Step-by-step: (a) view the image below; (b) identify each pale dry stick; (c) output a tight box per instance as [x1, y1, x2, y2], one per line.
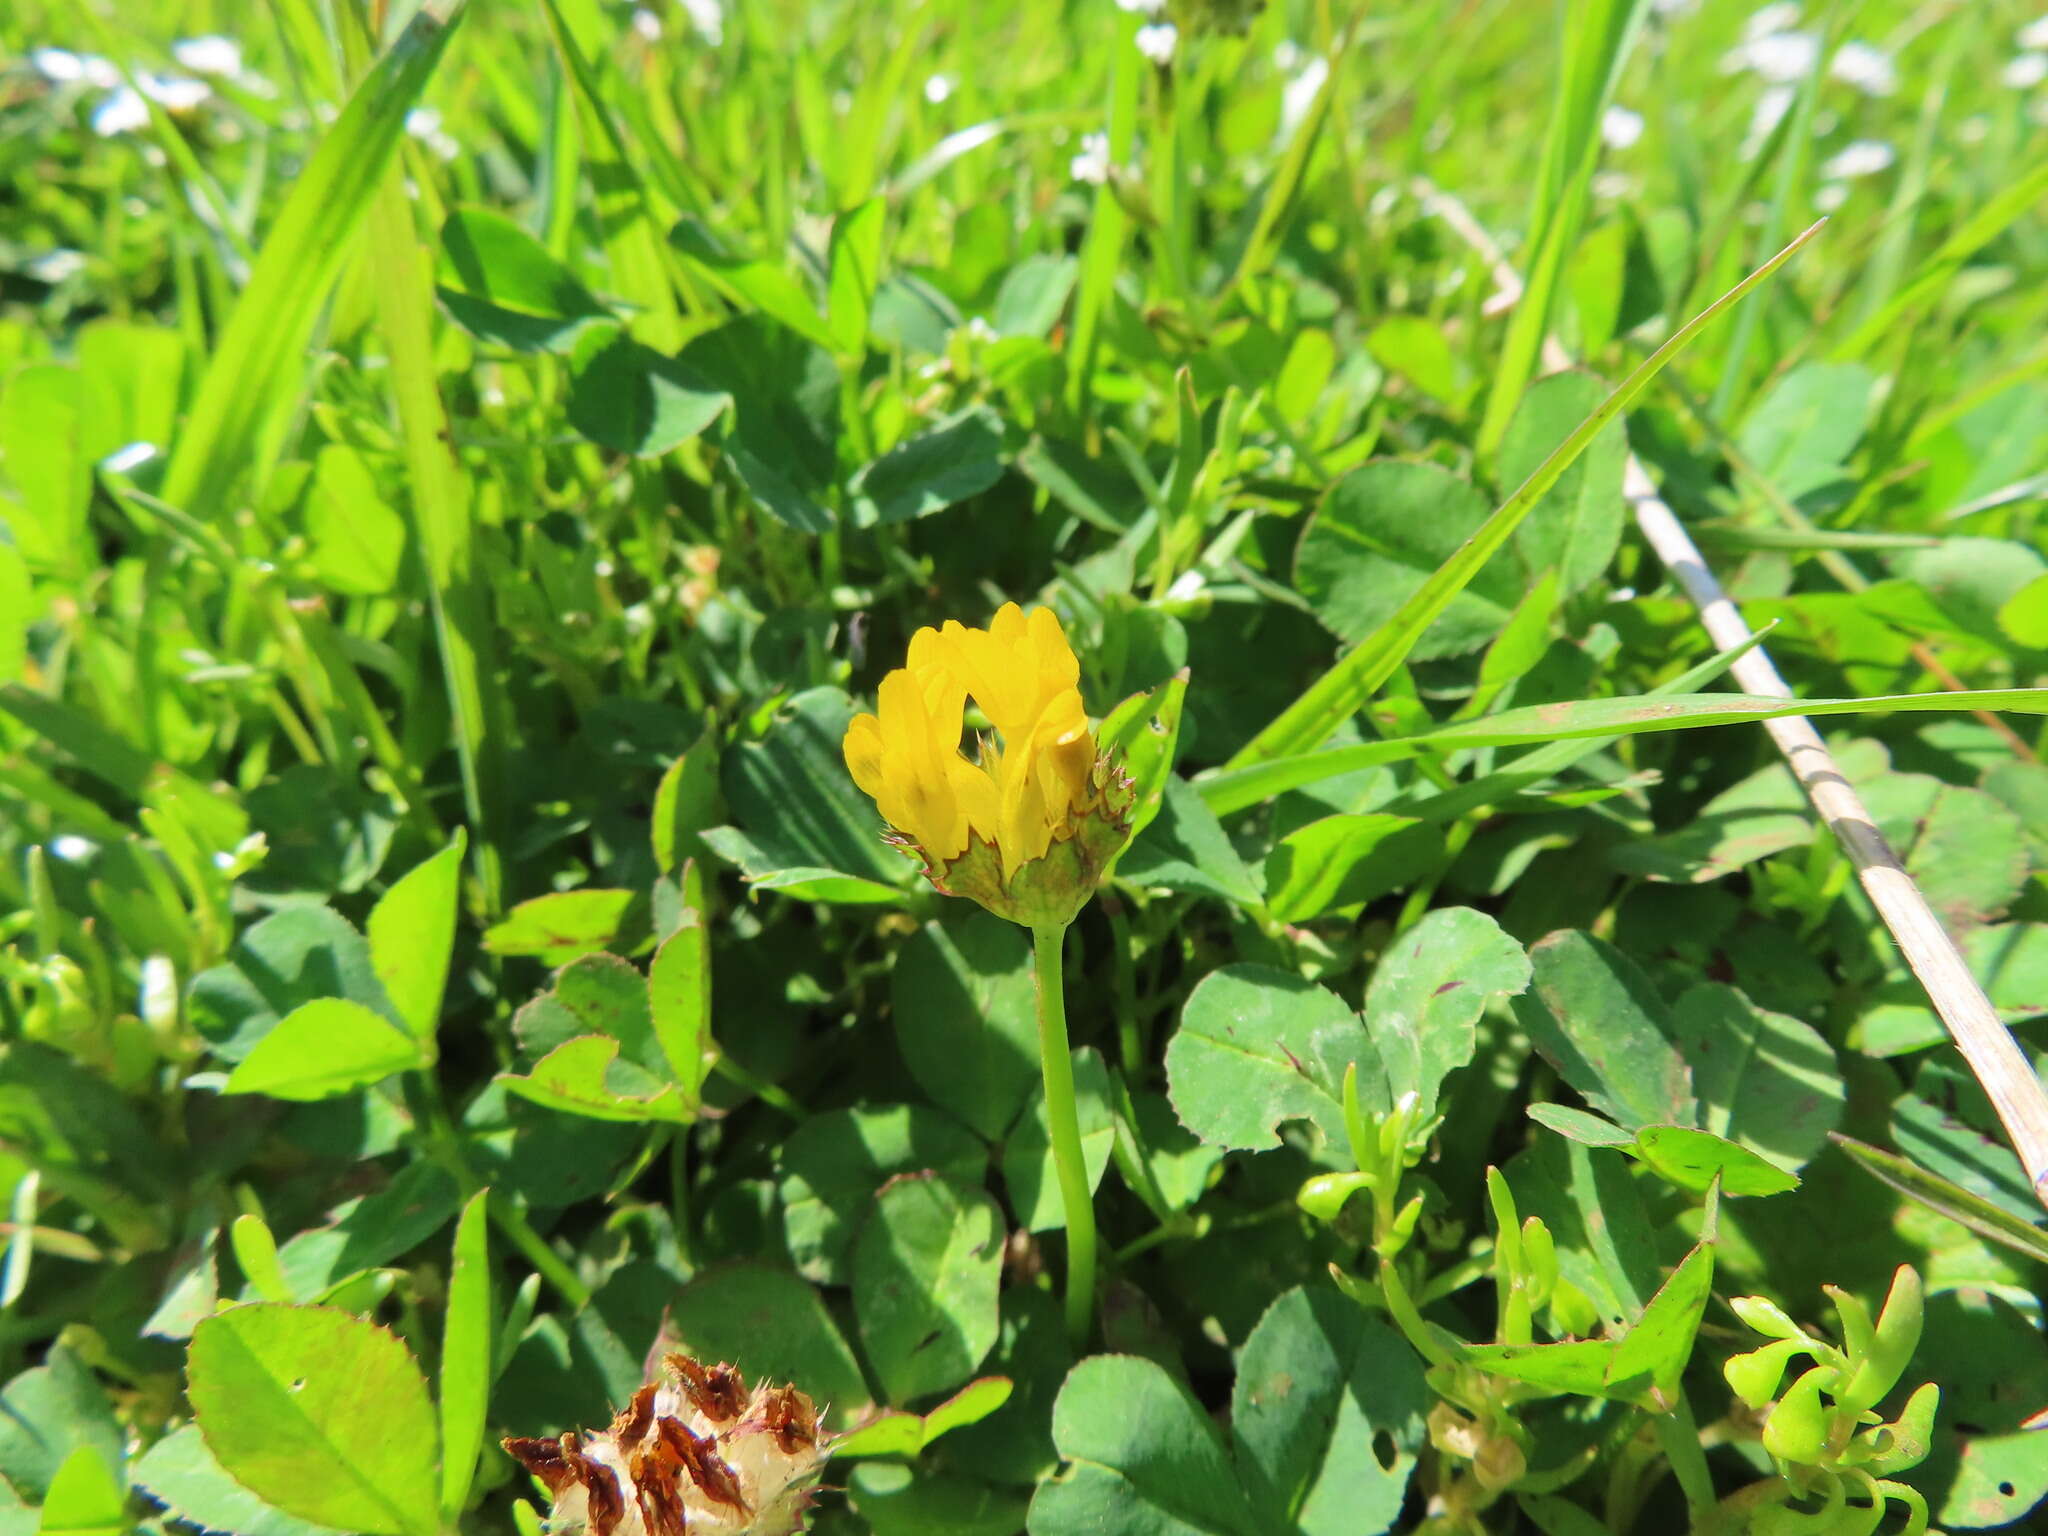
[1415, 178, 2048, 1212]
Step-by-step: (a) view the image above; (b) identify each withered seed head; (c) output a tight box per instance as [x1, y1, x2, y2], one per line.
[630, 1445, 689, 1536]
[573, 1446, 628, 1536]
[612, 1385, 659, 1451]
[503, 1436, 577, 1495]
[757, 1387, 818, 1456]
[504, 1350, 831, 1536]
[669, 1353, 747, 1423]
[660, 1418, 749, 1513]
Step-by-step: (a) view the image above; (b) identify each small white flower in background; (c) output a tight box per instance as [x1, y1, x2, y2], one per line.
[139, 955, 178, 1035]
[139, 74, 211, 110]
[91, 87, 151, 136]
[92, 69, 213, 134]
[1280, 54, 1329, 134]
[632, 9, 663, 40]
[1114, 0, 1167, 13]
[2005, 52, 2048, 89]
[172, 36, 242, 77]
[923, 73, 954, 104]
[1821, 138, 1894, 178]
[677, 0, 724, 46]
[1829, 40, 1895, 95]
[102, 441, 157, 474]
[31, 48, 120, 88]
[405, 106, 459, 160]
[1135, 22, 1177, 64]
[1814, 182, 1849, 212]
[50, 835, 98, 863]
[96, 71, 212, 135]
[1600, 104, 1644, 149]
[1070, 130, 1112, 185]
[2019, 14, 2048, 50]
[1740, 84, 1794, 157]
[24, 250, 86, 284]
[1274, 39, 1305, 72]
[1724, 28, 1819, 82]
[1744, 3, 1802, 39]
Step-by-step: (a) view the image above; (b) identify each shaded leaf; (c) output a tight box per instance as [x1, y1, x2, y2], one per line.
[779, 1104, 986, 1284]
[851, 407, 1006, 527]
[565, 325, 730, 456]
[1500, 370, 1626, 595]
[1295, 460, 1518, 660]
[1165, 965, 1361, 1150]
[1517, 931, 1694, 1130]
[854, 1175, 1005, 1406]
[892, 913, 1040, 1141]
[1232, 1285, 1426, 1536]
[1668, 983, 1841, 1171]
[437, 206, 609, 352]
[666, 1263, 871, 1429]
[1027, 1355, 1257, 1536]
[1359, 907, 1529, 1116]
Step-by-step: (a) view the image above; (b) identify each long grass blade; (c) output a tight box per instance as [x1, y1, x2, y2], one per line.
[159, 2, 466, 518]
[1476, 0, 1648, 453]
[1226, 218, 1826, 772]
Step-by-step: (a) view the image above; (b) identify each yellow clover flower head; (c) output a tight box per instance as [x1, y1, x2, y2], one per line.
[843, 602, 1134, 927]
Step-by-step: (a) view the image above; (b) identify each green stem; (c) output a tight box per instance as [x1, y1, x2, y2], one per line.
[1654, 1396, 1719, 1532]
[1033, 923, 1097, 1347]
[405, 1073, 591, 1310]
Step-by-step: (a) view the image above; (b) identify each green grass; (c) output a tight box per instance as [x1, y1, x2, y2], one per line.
[3, 0, 2048, 1533]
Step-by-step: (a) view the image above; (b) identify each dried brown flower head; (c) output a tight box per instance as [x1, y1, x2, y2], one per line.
[505, 1351, 829, 1536]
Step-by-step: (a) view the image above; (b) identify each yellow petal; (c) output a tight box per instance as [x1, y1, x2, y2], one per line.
[1025, 605, 1080, 689]
[946, 758, 1003, 848]
[844, 713, 887, 798]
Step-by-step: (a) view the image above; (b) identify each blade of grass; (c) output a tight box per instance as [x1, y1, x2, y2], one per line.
[1065, 7, 1141, 420]
[438, 1191, 493, 1524]
[1212, 21, 1351, 311]
[1475, 0, 1648, 455]
[1197, 626, 1770, 817]
[336, 3, 505, 914]
[363, 168, 506, 915]
[538, 0, 688, 348]
[1430, 181, 2048, 1215]
[1832, 1134, 2048, 1269]
[159, 1, 466, 518]
[1704, 19, 1829, 423]
[1225, 218, 1825, 772]
[1831, 155, 2048, 364]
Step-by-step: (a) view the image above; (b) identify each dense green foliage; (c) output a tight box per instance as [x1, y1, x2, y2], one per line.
[3, 0, 2048, 1532]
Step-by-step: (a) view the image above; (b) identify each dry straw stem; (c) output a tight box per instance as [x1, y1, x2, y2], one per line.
[1416, 179, 2048, 1213]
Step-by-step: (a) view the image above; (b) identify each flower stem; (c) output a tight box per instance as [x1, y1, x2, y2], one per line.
[1032, 922, 1097, 1347]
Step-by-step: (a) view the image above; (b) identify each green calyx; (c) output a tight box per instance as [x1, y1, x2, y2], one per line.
[889, 752, 1136, 928]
